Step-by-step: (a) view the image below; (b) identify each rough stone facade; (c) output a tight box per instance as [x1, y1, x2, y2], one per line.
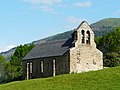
[69, 21, 103, 73]
[22, 21, 103, 79]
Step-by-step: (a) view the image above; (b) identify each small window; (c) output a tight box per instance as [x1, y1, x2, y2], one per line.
[41, 61, 44, 73]
[86, 30, 90, 44]
[93, 60, 96, 65]
[81, 30, 85, 43]
[30, 62, 33, 74]
[53, 59, 56, 76]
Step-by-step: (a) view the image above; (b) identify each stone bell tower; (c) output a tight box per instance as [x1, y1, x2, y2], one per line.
[70, 21, 103, 73]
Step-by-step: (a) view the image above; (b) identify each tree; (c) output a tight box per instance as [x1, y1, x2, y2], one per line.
[0, 55, 8, 83]
[9, 44, 35, 80]
[96, 27, 120, 67]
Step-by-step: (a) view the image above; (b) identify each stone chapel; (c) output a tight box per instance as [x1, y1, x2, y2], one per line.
[22, 21, 103, 79]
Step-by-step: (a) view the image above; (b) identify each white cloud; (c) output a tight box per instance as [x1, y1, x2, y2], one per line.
[67, 16, 84, 24]
[29, 5, 56, 13]
[74, 1, 92, 7]
[0, 45, 16, 53]
[24, 0, 62, 13]
[24, 0, 62, 5]
[39, 5, 54, 12]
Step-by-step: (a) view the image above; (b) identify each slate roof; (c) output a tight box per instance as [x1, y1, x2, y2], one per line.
[23, 38, 73, 60]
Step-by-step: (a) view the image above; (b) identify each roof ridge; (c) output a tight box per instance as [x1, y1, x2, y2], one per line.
[39, 38, 69, 45]
[75, 21, 88, 31]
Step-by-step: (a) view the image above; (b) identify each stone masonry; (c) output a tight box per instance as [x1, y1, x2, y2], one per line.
[69, 21, 103, 73]
[22, 21, 103, 79]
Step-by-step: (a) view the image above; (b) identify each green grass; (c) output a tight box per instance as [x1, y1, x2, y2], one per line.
[1, 66, 120, 90]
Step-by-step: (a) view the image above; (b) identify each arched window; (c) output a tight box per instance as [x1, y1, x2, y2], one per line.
[81, 30, 85, 43]
[40, 61, 43, 73]
[27, 62, 33, 79]
[86, 30, 90, 44]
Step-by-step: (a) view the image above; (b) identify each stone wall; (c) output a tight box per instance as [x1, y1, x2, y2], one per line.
[23, 52, 70, 79]
[69, 21, 103, 73]
[23, 21, 103, 79]
[80, 45, 103, 72]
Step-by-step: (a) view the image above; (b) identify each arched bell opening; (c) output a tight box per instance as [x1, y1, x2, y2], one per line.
[86, 30, 90, 44]
[81, 30, 85, 44]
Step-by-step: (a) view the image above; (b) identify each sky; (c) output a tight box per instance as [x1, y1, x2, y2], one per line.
[0, 0, 120, 52]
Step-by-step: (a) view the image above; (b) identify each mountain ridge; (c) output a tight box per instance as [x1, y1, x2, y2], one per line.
[1, 18, 120, 61]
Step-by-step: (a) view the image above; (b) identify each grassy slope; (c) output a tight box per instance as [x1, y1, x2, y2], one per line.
[90, 18, 120, 37]
[1, 66, 120, 90]
[91, 18, 120, 27]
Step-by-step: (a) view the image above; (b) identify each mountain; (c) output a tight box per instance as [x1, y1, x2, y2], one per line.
[1, 66, 120, 90]
[0, 48, 16, 61]
[33, 18, 120, 44]
[1, 18, 120, 61]
[33, 30, 74, 45]
[91, 18, 120, 36]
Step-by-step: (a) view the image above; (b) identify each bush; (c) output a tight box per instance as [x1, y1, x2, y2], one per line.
[104, 58, 120, 67]
[96, 27, 120, 67]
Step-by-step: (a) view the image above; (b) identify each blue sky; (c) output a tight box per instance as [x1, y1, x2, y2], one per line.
[0, 0, 120, 52]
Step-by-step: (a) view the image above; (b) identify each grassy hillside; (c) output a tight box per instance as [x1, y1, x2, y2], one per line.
[33, 30, 74, 45]
[91, 18, 120, 28]
[91, 18, 120, 36]
[1, 66, 120, 90]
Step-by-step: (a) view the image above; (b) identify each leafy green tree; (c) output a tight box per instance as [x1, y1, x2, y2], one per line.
[96, 27, 120, 67]
[9, 44, 35, 80]
[0, 55, 8, 83]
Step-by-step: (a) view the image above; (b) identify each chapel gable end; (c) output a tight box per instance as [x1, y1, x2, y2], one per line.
[72, 21, 96, 47]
